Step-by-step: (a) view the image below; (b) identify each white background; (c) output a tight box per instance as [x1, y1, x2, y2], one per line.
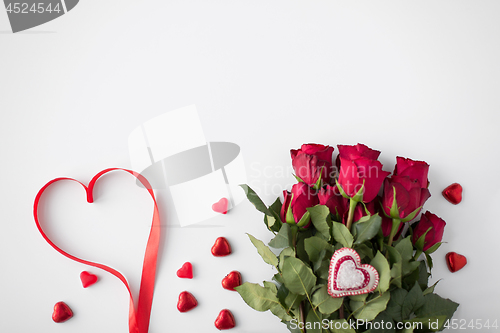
[1, 1, 499, 332]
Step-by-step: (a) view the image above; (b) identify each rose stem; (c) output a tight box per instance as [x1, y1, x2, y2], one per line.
[414, 249, 423, 260]
[299, 301, 306, 333]
[345, 198, 357, 232]
[387, 218, 401, 247]
[339, 298, 344, 319]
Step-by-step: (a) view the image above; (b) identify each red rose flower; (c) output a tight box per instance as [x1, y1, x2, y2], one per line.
[381, 175, 431, 222]
[412, 211, 446, 251]
[337, 144, 390, 203]
[393, 156, 429, 189]
[280, 182, 319, 228]
[319, 185, 377, 224]
[318, 185, 348, 222]
[382, 157, 431, 222]
[337, 143, 381, 161]
[291, 144, 334, 188]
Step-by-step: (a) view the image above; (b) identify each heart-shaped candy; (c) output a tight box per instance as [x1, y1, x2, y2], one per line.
[328, 248, 379, 298]
[212, 198, 229, 214]
[442, 183, 462, 205]
[215, 309, 236, 330]
[177, 262, 193, 279]
[222, 271, 242, 291]
[211, 237, 232, 257]
[80, 271, 98, 288]
[52, 301, 73, 323]
[177, 291, 198, 313]
[446, 252, 467, 272]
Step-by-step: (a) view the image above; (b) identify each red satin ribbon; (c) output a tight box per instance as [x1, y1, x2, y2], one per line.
[33, 168, 161, 333]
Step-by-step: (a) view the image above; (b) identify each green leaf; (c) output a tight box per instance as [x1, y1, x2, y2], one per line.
[312, 285, 343, 315]
[304, 236, 333, 263]
[279, 247, 295, 272]
[425, 252, 434, 270]
[296, 230, 311, 262]
[293, 174, 304, 183]
[395, 237, 420, 276]
[236, 282, 293, 321]
[240, 184, 282, 231]
[386, 246, 402, 288]
[355, 243, 374, 260]
[425, 242, 442, 255]
[278, 247, 295, 272]
[267, 198, 283, 232]
[423, 280, 441, 296]
[308, 205, 332, 240]
[351, 182, 366, 202]
[273, 273, 284, 284]
[269, 197, 283, 219]
[285, 291, 303, 312]
[390, 262, 402, 288]
[297, 211, 311, 228]
[264, 214, 277, 231]
[403, 264, 420, 290]
[414, 227, 432, 252]
[240, 185, 270, 215]
[277, 283, 289, 306]
[349, 294, 368, 302]
[401, 205, 423, 223]
[370, 251, 391, 293]
[283, 320, 303, 333]
[313, 249, 327, 271]
[385, 288, 408, 322]
[417, 261, 430, 290]
[281, 256, 317, 296]
[389, 186, 400, 218]
[370, 312, 395, 333]
[415, 293, 459, 327]
[332, 222, 354, 248]
[235, 282, 281, 312]
[269, 223, 292, 248]
[263, 281, 278, 293]
[402, 282, 425, 319]
[247, 233, 278, 267]
[353, 214, 382, 245]
[335, 179, 351, 200]
[385, 245, 402, 266]
[314, 257, 331, 280]
[270, 302, 293, 321]
[394, 236, 413, 263]
[313, 168, 323, 190]
[305, 309, 324, 333]
[350, 292, 391, 321]
[405, 262, 421, 279]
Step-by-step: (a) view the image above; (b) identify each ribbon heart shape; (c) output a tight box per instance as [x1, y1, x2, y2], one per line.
[328, 248, 379, 298]
[34, 168, 161, 333]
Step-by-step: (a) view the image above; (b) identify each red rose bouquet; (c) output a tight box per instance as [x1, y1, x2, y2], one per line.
[236, 143, 458, 333]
